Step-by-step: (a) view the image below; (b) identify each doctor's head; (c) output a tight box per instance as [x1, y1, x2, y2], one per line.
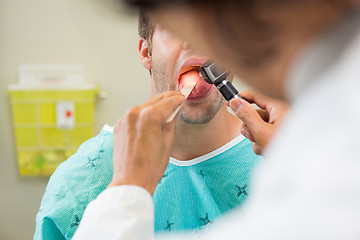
[127, 0, 357, 100]
[136, 8, 228, 124]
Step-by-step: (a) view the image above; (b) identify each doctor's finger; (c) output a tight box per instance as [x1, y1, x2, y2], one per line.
[256, 109, 270, 122]
[138, 91, 182, 109]
[154, 94, 186, 117]
[138, 94, 186, 127]
[230, 98, 267, 135]
[241, 125, 255, 142]
[251, 142, 263, 155]
[240, 90, 274, 110]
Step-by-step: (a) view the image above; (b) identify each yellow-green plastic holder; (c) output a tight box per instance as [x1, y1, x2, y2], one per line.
[8, 85, 98, 176]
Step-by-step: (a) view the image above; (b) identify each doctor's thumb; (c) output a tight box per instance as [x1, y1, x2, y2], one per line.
[230, 98, 264, 133]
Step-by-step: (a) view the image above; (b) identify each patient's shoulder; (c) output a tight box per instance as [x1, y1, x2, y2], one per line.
[54, 129, 113, 177]
[34, 129, 114, 239]
[39, 129, 113, 212]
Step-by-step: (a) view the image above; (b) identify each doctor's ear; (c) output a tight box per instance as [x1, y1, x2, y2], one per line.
[139, 38, 152, 70]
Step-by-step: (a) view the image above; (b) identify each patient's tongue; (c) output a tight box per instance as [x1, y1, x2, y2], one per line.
[178, 70, 211, 98]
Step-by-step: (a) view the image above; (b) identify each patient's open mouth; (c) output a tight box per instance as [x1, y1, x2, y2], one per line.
[178, 66, 212, 101]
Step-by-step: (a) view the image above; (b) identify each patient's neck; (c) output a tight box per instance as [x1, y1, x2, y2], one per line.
[171, 106, 242, 161]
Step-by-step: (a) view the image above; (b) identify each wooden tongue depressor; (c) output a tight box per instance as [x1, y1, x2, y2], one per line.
[165, 81, 197, 123]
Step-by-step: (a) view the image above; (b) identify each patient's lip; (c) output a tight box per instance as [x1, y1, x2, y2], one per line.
[177, 58, 208, 79]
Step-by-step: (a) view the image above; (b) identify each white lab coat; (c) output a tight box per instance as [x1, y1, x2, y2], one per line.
[73, 9, 360, 240]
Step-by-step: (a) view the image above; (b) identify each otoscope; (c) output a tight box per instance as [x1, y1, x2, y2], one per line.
[200, 61, 243, 101]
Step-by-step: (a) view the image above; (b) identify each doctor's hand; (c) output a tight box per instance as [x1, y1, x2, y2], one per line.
[108, 91, 185, 195]
[230, 90, 289, 155]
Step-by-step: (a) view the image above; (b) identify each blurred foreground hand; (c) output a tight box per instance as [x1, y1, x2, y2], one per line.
[108, 91, 185, 194]
[230, 90, 289, 155]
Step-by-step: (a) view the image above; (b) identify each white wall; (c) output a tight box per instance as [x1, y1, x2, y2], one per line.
[0, 1, 150, 239]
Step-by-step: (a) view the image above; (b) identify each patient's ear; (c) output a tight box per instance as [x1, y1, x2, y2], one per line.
[139, 38, 152, 70]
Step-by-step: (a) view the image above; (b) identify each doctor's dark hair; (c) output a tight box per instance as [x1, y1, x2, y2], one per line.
[138, 8, 154, 54]
[129, 0, 354, 67]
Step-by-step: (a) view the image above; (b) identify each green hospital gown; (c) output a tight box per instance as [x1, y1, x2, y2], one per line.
[34, 126, 261, 239]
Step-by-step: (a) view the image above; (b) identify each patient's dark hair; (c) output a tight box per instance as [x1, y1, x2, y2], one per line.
[138, 8, 154, 54]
